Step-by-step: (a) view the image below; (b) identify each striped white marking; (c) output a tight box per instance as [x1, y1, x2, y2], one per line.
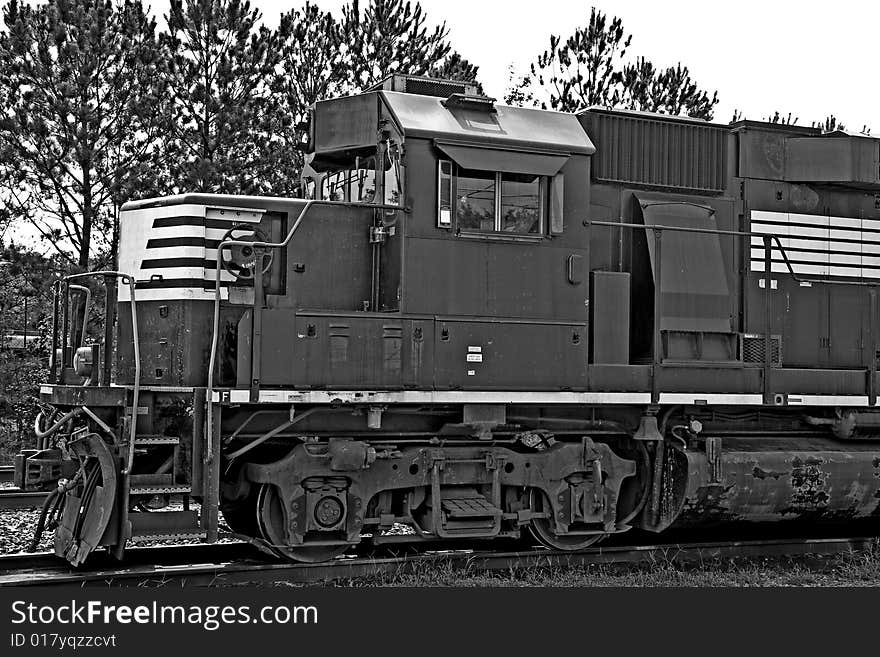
[141, 225, 261, 243]
[750, 248, 828, 264]
[125, 204, 207, 220]
[143, 225, 206, 240]
[750, 210, 880, 279]
[118, 204, 265, 301]
[214, 390, 654, 405]
[140, 246, 206, 260]
[786, 395, 870, 406]
[124, 287, 218, 302]
[658, 393, 764, 405]
[209, 390, 875, 407]
[138, 266, 208, 279]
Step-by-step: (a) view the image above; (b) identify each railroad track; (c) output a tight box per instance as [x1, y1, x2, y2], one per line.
[0, 490, 49, 510]
[0, 466, 51, 510]
[0, 535, 874, 587]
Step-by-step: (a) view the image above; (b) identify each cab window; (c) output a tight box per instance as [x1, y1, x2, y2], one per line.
[318, 150, 401, 205]
[457, 169, 496, 231]
[500, 173, 544, 234]
[439, 160, 546, 235]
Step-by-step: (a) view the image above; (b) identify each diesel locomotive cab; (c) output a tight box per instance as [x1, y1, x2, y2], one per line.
[15, 74, 880, 566]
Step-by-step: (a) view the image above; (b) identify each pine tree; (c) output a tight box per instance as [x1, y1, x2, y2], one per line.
[274, 2, 345, 181]
[273, 0, 482, 188]
[340, 0, 479, 91]
[429, 51, 481, 93]
[506, 7, 718, 120]
[159, 0, 282, 194]
[620, 58, 717, 118]
[0, 0, 167, 269]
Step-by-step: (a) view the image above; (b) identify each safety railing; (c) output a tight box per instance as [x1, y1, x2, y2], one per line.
[49, 270, 141, 556]
[585, 220, 880, 405]
[51, 271, 141, 464]
[50, 272, 134, 386]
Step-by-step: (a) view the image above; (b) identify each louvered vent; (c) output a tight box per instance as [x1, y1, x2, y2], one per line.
[580, 109, 728, 193]
[741, 334, 782, 365]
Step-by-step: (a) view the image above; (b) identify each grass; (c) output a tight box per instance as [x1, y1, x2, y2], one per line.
[269, 540, 880, 587]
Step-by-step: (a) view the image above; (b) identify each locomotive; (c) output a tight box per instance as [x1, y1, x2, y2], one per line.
[14, 74, 880, 565]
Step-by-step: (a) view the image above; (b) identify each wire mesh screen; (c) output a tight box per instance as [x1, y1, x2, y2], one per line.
[404, 78, 470, 98]
[742, 334, 782, 365]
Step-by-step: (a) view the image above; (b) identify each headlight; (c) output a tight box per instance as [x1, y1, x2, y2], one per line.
[73, 346, 94, 378]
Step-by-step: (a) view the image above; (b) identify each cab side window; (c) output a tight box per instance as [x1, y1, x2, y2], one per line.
[457, 168, 496, 232]
[438, 160, 547, 235]
[501, 173, 544, 234]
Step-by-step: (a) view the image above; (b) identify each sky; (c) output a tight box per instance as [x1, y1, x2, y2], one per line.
[148, 0, 879, 131]
[5, 0, 879, 248]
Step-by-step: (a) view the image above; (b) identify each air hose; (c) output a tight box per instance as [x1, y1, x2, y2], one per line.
[28, 474, 80, 552]
[28, 490, 59, 552]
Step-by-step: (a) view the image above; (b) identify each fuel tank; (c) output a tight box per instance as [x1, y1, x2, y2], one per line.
[646, 437, 880, 530]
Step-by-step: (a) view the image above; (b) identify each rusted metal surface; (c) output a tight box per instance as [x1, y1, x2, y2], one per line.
[666, 440, 880, 528]
[39, 385, 127, 407]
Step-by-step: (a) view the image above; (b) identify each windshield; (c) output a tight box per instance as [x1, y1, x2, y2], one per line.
[319, 146, 401, 205]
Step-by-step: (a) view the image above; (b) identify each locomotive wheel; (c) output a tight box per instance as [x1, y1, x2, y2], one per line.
[255, 484, 349, 563]
[220, 493, 259, 536]
[528, 490, 606, 551]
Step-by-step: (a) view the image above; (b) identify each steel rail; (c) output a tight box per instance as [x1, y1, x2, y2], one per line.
[0, 542, 248, 574]
[0, 536, 874, 587]
[0, 489, 50, 510]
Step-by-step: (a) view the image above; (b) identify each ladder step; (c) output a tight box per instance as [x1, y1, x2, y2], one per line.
[130, 484, 192, 496]
[129, 531, 207, 544]
[441, 497, 501, 518]
[134, 435, 180, 446]
[129, 510, 203, 541]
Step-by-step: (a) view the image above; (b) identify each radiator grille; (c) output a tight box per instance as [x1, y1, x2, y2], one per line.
[582, 110, 727, 193]
[742, 334, 782, 365]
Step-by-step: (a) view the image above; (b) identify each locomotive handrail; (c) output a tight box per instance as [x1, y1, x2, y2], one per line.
[58, 271, 140, 474]
[205, 199, 405, 464]
[586, 220, 880, 288]
[53, 270, 140, 558]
